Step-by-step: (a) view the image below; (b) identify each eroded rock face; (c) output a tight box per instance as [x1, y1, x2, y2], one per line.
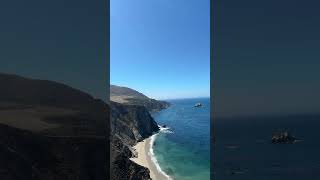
[110, 102, 159, 180]
[111, 102, 159, 145]
[110, 135, 151, 180]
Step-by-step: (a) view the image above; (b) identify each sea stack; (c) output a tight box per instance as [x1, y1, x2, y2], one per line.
[271, 131, 299, 144]
[194, 103, 203, 107]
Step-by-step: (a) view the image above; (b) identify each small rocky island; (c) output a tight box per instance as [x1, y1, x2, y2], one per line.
[272, 131, 299, 144]
[194, 103, 203, 107]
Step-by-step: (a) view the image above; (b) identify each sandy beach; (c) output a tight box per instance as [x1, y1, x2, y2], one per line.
[130, 136, 169, 180]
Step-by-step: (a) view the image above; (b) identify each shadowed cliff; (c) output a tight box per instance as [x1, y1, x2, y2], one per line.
[110, 101, 159, 180]
[0, 73, 108, 180]
[110, 85, 168, 180]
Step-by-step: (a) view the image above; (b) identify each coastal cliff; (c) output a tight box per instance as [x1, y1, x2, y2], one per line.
[0, 73, 168, 180]
[110, 102, 160, 180]
[110, 85, 169, 180]
[111, 85, 170, 112]
[111, 102, 159, 145]
[0, 73, 108, 180]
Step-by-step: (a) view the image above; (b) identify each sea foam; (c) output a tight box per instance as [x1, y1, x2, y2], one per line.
[148, 126, 173, 180]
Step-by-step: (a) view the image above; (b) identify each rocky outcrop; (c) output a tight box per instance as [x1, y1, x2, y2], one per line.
[194, 103, 203, 107]
[110, 135, 151, 180]
[111, 102, 159, 145]
[271, 131, 299, 144]
[110, 85, 170, 112]
[110, 85, 170, 180]
[110, 101, 159, 180]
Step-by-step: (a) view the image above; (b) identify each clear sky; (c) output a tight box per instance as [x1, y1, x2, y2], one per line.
[111, 0, 210, 100]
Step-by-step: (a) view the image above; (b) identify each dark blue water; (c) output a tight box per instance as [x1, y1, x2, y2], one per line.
[214, 114, 320, 180]
[152, 98, 210, 180]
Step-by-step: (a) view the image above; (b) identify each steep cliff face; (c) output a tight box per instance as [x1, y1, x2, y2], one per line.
[110, 85, 170, 112]
[111, 102, 159, 145]
[110, 135, 151, 180]
[110, 85, 170, 180]
[0, 73, 166, 180]
[110, 101, 159, 180]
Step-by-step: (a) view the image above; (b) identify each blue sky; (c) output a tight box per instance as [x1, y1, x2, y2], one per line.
[111, 0, 210, 100]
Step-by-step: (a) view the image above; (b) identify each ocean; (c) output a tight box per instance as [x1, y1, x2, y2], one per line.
[151, 98, 210, 180]
[214, 114, 320, 180]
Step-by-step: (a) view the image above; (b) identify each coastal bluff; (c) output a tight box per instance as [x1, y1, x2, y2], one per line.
[111, 85, 170, 112]
[110, 85, 169, 180]
[0, 73, 108, 180]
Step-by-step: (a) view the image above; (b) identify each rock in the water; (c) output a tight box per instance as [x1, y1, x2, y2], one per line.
[194, 103, 203, 107]
[272, 131, 299, 143]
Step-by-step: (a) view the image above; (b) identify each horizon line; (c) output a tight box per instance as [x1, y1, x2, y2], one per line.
[156, 96, 210, 101]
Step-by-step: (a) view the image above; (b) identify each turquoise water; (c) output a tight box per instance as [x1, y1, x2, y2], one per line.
[151, 98, 210, 180]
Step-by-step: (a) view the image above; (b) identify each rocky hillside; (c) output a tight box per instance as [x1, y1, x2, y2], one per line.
[110, 101, 159, 180]
[0, 73, 164, 180]
[0, 73, 108, 180]
[110, 85, 170, 112]
[110, 85, 170, 179]
[111, 102, 159, 145]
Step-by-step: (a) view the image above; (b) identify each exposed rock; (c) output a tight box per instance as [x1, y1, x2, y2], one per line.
[271, 131, 299, 144]
[110, 101, 159, 180]
[0, 73, 166, 180]
[110, 85, 172, 179]
[110, 135, 151, 180]
[194, 103, 203, 107]
[111, 102, 159, 144]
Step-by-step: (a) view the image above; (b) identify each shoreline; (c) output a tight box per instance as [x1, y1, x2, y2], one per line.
[130, 134, 170, 180]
